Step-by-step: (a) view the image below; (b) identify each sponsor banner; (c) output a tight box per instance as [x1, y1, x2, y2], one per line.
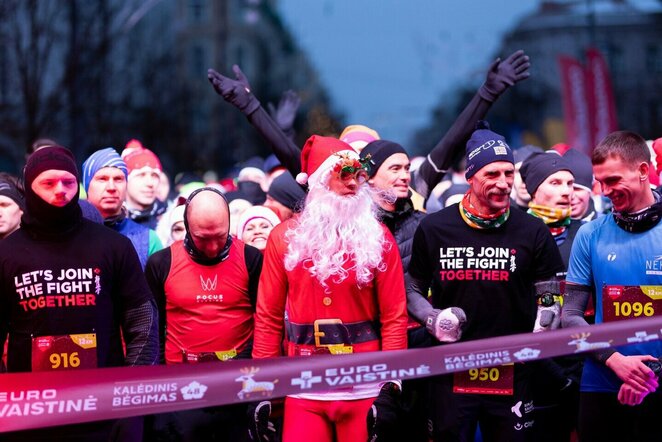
[558, 55, 592, 156]
[585, 47, 618, 147]
[1, 316, 662, 432]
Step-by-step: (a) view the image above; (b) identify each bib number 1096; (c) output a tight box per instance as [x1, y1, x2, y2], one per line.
[468, 367, 500, 382]
[49, 352, 81, 369]
[613, 301, 654, 318]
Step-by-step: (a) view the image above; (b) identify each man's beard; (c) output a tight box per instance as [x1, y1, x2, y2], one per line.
[284, 183, 388, 290]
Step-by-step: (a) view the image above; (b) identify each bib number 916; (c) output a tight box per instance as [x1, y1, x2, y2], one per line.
[613, 301, 654, 318]
[49, 352, 80, 369]
[468, 367, 499, 382]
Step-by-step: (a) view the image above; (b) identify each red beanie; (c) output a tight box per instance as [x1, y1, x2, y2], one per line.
[124, 148, 162, 175]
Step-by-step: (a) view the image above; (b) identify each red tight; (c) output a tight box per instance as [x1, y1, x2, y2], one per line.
[282, 396, 374, 442]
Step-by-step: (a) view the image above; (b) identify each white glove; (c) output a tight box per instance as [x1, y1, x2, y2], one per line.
[533, 302, 561, 333]
[426, 307, 466, 342]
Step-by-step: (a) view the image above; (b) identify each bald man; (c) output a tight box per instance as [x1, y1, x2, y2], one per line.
[145, 187, 263, 441]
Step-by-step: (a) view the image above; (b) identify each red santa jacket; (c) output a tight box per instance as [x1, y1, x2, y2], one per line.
[253, 220, 408, 358]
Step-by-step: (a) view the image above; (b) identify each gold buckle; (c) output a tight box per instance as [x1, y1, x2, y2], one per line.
[313, 319, 343, 347]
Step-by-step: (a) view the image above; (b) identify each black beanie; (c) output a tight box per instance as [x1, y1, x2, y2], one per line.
[520, 152, 573, 196]
[360, 140, 408, 178]
[0, 181, 25, 210]
[22, 145, 81, 234]
[465, 121, 513, 179]
[267, 172, 306, 212]
[24, 145, 79, 186]
[562, 148, 593, 191]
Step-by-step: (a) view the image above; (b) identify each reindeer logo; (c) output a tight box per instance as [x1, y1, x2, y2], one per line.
[568, 332, 613, 353]
[235, 367, 278, 400]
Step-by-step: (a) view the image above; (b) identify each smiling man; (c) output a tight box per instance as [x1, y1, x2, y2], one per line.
[562, 131, 662, 442]
[82, 148, 163, 269]
[406, 122, 564, 441]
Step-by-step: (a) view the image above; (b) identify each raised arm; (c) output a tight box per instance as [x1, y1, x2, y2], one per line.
[207, 65, 302, 177]
[267, 89, 301, 143]
[413, 50, 531, 200]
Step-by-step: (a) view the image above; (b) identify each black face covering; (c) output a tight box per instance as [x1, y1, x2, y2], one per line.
[182, 187, 232, 265]
[613, 191, 662, 233]
[22, 146, 82, 237]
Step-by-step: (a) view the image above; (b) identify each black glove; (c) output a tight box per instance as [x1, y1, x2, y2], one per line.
[267, 90, 301, 132]
[367, 382, 402, 442]
[207, 64, 261, 114]
[247, 400, 276, 442]
[479, 49, 531, 102]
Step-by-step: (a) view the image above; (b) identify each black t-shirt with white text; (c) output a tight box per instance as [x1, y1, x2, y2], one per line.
[409, 205, 564, 341]
[0, 219, 153, 372]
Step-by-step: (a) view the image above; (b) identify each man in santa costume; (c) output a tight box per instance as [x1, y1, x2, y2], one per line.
[252, 135, 408, 442]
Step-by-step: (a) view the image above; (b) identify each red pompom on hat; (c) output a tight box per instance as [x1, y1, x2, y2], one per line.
[295, 135, 358, 186]
[652, 137, 662, 175]
[124, 147, 162, 175]
[122, 139, 145, 159]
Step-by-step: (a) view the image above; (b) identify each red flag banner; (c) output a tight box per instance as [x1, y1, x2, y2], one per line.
[585, 47, 619, 147]
[558, 55, 592, 156]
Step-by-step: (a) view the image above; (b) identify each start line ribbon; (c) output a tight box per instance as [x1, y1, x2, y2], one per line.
[2, 316, 662, 432]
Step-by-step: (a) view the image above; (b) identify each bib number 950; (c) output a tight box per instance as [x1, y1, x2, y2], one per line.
[468, 367, 500, 382]
[613, 301, 654, 318]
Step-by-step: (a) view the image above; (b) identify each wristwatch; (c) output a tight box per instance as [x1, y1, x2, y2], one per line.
[643, 358, 662, 376]
[537, 293, 562, 307]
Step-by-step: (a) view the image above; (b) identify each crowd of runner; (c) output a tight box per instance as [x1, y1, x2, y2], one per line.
[1, 50, 662, 442]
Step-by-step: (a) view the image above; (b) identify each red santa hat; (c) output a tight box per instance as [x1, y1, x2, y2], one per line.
[295, 135, 358, 186]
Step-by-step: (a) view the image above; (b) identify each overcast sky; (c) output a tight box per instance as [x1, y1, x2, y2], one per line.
[276, 0, 660, 145]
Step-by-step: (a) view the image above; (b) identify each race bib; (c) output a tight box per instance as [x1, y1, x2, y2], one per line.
[182, 349, 237, 363]
[602, 285, 662, 323]
[31, 333, 97, 372]
[453, 364, 514, 395]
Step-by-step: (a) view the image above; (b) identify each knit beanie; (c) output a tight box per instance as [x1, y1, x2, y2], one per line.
[23, 145, 81, 233]
[236, 205, 281, 238]
[339, 125, 380, 152]
[124, 147, 162, 175]
[295, 135, 357, 186]
[561, 148, 593, 192]
[122, 139, 145, 159]
[513, 145, 544, 166]
[25, 145, 79, 186]
[360, 140, 409, 178]
[465, 121, 514, 179]
[0, 180, 25, 210]
[263, 154, 283, 174]
[520, 152, 573, 196]
[267, 172, 306, 213]
[81, 147, 128, 193]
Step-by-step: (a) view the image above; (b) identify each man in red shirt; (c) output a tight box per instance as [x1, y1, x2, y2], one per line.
[145, 187, 262, 441]
[253, 135, 408, 442]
